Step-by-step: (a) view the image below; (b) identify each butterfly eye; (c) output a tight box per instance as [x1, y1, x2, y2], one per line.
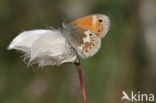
[85, 50, 88, 53]
[98, 19, 103, 23]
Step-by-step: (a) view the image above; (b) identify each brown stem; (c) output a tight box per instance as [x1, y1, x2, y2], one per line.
[74, 59, 87, 103]
[77, 65, 87, 103]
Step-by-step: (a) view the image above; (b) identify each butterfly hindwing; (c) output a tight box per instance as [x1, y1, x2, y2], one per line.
[64, 24, 101, 58]
[76, 30, 101, 58]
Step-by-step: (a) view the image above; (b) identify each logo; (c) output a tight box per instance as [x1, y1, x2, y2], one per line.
[121, 91, 155, 102]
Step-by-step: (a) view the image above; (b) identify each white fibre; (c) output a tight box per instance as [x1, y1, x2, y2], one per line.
[8, 29, 77, 66]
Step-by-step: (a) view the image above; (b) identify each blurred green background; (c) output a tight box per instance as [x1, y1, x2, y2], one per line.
[0, 0, 156, 103]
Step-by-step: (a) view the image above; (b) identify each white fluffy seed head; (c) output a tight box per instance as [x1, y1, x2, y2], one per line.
[8, 29, 77, 67]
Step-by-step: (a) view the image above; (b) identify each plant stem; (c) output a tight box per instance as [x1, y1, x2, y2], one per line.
[74, 59, 87, 103]
[77, 65, 87, 103]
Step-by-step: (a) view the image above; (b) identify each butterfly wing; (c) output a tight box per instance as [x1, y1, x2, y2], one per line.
[63, 24, 101, 58]
[76, 30, 101, 58]
[8, 29, 77, 66]
[64, 14, 110, 58]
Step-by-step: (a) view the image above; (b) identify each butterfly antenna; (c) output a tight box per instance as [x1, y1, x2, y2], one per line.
[74, 59, 87, 103]
[60, 14, 68, 27]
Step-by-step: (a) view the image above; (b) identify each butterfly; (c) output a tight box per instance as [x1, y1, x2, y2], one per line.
[8, 14, 110, 67]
